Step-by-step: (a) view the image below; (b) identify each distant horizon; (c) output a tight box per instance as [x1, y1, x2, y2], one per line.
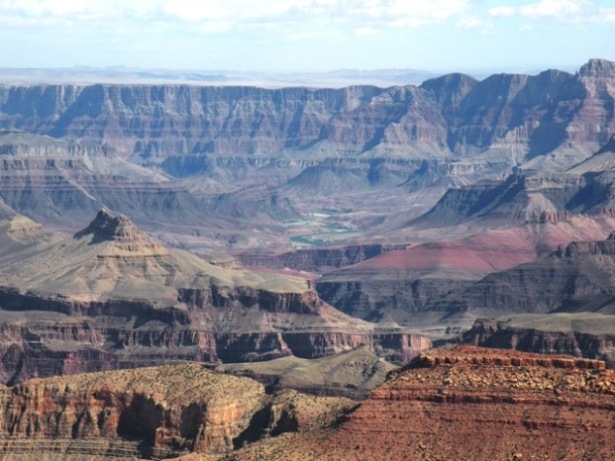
[0, 62, 588, 75]
[0, 59, 604, 89]
[1, 1, 613, 75]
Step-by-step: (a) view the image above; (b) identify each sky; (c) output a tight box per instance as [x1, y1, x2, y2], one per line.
[1, 0, 614, 74]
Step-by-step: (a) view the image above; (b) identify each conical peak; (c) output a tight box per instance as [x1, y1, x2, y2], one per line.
[80, 209, 141, 241]
[75, 210, 171, 258]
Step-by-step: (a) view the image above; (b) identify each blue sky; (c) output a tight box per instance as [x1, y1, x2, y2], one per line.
[1, 0, 614, 73]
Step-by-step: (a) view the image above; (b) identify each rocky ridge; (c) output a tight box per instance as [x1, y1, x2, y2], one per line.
[463, 315, 615, 367]
[437, 231, 615, 316]
[1, 60, 613, 165]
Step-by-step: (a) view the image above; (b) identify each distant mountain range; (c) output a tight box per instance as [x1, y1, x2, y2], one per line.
[0, 66, 436, 87]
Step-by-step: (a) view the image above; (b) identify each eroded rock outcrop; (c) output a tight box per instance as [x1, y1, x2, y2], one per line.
[438, 231, 615, 315]
[0, 363, 355, 459]
[1, 60, 613, 164]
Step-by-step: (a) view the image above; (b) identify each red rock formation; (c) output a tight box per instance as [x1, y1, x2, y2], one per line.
[0, 364, 355, 460]
[227, 346, 615, 461]
[0, 363, 264, 457]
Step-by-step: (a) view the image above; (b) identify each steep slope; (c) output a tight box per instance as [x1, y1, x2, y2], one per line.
[225, 346, 615, 461]
[316, 228, 538, 323]
[411, 171, 587, 228]
[0, 130, 301, 252]
[0, 212, 430, 384]
[316, 214, 615, 329]
[1, 60, 613, 164]
[567, 134, 615, 174]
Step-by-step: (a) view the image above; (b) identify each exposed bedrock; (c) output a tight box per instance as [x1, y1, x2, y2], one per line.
[463, 318, 615, 367]
[0, 211, 431, 385]
[237, 244, 390, 273]
[0, 287, 430, 384]
[438, 233, 615, 315]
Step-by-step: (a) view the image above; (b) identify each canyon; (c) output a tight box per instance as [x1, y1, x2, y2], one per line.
[0, 59, 613, 255]
[0, 60, 615, 361]
[1, 58, 615, 459]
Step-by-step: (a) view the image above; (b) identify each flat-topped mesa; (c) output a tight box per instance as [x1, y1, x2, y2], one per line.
[75, 209, 170, 258]
[405, 345, 606, 372]
[250, 345, 615, 460]
[379, 346, 615, 402]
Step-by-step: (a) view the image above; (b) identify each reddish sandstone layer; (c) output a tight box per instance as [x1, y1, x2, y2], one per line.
[227, 345, 615, 461]
[0, 363, 264, 458]
[0, 364, 355, 460]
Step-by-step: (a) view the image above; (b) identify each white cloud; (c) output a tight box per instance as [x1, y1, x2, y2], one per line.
[487, 0, 594, 21]
[456, 15, 485, 29]
[354, 26, 378, 37]
[597, 7, 615, 21]
[0, 0, 472, 32]
[162, 1, 229, 22]
[518, 0, 586, 18]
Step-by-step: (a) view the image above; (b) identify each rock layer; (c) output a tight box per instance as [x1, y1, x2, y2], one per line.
[463, 316, 615, 367]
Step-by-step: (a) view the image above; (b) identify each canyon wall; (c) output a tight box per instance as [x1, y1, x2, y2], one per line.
[0, 59, 613, 167]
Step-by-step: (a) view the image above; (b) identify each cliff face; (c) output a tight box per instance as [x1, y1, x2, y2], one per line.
[463, 317, 615, 367]
[0, 363, 355, 459]
[0, 59, 613, 165]
[226, 346, 615, 461]
[0, 364, 263, 456]
[237, 244, 390, 273]
[0, 60, 613, 256]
